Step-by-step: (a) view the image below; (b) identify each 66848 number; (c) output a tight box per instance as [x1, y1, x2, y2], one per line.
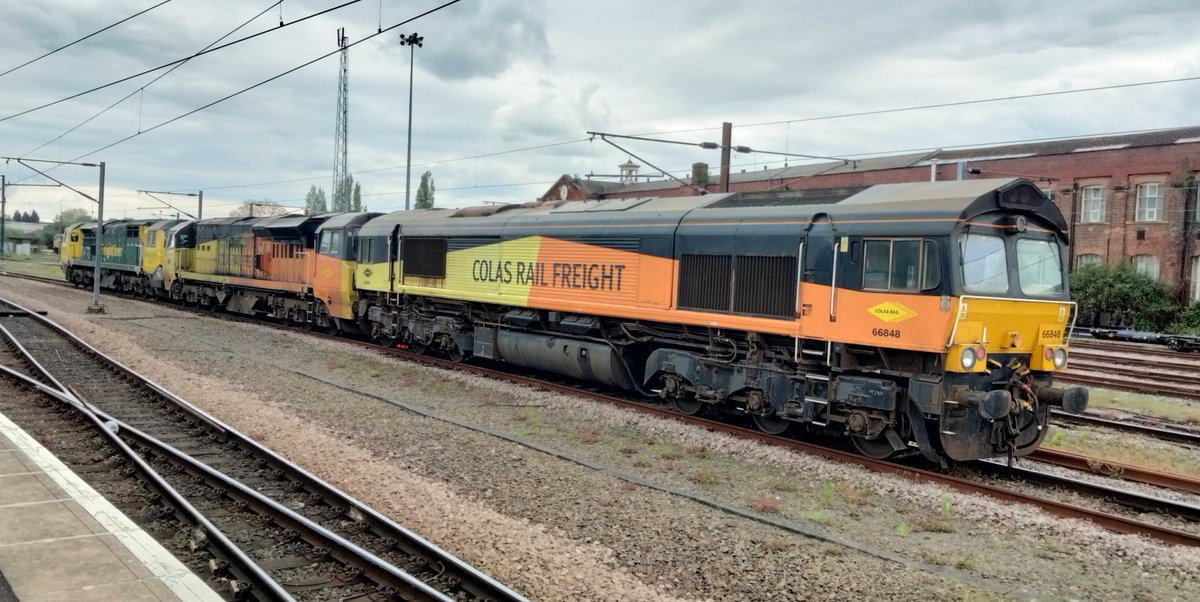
[871, 327, 901, 338]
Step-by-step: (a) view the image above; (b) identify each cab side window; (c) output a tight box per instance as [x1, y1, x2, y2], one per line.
[862, 239, 941, 292]
[319, 231, 343, 257]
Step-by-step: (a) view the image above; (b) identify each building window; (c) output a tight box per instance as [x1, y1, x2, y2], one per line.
[1131, 254, 1159, 281]
[1080, 186, 1105, 223]
[1135, 183, 1163, 222]
[1040, 188, 1056, 202]
[1192, 256, 1200, 303]
[1076, 253, 1103, 267]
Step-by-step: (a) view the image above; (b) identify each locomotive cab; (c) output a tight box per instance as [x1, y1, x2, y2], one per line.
[920, 183, 1089, 461]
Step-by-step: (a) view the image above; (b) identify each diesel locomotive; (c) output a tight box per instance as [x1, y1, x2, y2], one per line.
[60, 178, 1088, 464]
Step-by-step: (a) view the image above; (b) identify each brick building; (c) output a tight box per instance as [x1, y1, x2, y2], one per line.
[543, 126, 1200, 303]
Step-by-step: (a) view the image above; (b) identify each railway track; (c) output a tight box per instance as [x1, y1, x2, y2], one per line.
[0, 295, 527, 602]
[1051, 409, 1200, 447]
[4, 275, 1199, 547]
[343, 346, 1200, 546]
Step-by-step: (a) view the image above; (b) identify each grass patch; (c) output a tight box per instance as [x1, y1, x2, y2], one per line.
[954, 556, 978, 571]
[689, 470, 719, 485]
[768, 479, 799, 493]
[632, 459, 650, 468]
[895, 522, 911, 536]
[915, 515, 957, 533]
[797, 509, 833, 526]
[0, 253, 65, 280]
[819, 482, 835, 505]
[429, 380, 455, 395]
[1087, 388, 1200, 425]
[618, 445, 639, 455]
[762, 538, 793, 553]
[661, 458, 680, 471]
[618, 481, 637, 492]
[1045, 426, 1200, 478]
[684, 444, 710, 459]
[836, 480, 871, 504]
[579, 430, 601, 444]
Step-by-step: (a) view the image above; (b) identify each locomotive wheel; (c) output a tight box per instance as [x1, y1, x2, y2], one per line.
[670, 395, 704, 416]
[851, 435, 897, 460]
[446, 345, 466, 363]
[752, 414, 791, 435]
[409, 340, 428, 355]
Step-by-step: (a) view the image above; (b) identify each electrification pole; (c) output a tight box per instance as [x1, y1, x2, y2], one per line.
[2, 156, 107, 313]
[1, 175, 7, 257]
[399, 32, 423, 211]
[89, 162, 105, 313]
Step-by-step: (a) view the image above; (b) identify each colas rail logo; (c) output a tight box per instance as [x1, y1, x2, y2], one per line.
[867, 301, 918, 323]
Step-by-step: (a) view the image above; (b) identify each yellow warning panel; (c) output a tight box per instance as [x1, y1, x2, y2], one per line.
[867, 300, 918, 323]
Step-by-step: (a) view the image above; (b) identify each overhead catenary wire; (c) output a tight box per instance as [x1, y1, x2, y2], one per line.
[0, 0, 175, 79]
[20, 0, 284, 159]
[639, 75, 1200, 137]
[0, 0, 365, 124]
[51, 0, 466, 168]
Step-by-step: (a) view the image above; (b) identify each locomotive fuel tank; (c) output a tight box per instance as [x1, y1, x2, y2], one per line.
[494, 329, 633, 390]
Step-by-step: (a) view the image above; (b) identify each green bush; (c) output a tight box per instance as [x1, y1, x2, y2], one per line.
[1169, 303, 1200, 335]
[1070, 263, 1179, 331]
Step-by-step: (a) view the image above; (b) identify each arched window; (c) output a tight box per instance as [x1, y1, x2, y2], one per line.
[1131, 254, 1159, 281]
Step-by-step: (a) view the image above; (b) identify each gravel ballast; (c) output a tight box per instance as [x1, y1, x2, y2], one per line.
[2, 277, 1197, 601]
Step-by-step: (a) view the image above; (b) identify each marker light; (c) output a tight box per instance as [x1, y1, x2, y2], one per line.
[1053, 348, 1067, 368]
[961, 346, 977, 370]
[976, 346, 987, 363]
[1044, 348, 1054, 360]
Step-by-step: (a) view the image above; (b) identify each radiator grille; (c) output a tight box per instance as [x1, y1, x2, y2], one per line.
[733, 255, 797, 318]
[678, 255, 732, 312]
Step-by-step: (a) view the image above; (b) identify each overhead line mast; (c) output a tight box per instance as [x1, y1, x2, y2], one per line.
[332, 27, 350, 211]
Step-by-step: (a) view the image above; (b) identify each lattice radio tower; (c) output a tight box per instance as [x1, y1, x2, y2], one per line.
[332, 28, 350, 211]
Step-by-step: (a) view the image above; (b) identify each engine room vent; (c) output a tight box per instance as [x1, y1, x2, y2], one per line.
[678, 254, 798, 319]
[402, 238, 447, 278]
[733, 256, 797, 318]
[678, 254, 732, 312]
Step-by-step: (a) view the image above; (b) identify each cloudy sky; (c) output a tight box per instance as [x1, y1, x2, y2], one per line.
[1, 0, 1199, 220]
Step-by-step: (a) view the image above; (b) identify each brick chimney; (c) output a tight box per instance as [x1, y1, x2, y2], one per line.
[691, 162, 710, 186]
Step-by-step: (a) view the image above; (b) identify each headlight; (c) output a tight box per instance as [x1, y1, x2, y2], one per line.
[1053, 348, 1067, 368]
[961, 346, 977, 370]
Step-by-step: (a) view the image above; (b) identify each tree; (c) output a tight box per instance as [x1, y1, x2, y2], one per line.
[229, 200, 290, 218]
[304, 185, 328, 214]
[332, 174, 355, 211]
[38, 208, 93, 246]
[351, 181, 362, 211]
[13, 210, 24, 222]
[1071, 263, 1179, 331]
[414, 171, 435, 209]
[28, 209, 39, 223]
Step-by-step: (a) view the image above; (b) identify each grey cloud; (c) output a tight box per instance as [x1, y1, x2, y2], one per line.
[393, 0, 550, 81]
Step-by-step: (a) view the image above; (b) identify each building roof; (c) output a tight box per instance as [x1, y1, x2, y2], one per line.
[560, 125, 1200, 198]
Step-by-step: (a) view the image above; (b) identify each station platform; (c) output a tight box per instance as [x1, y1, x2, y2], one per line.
[0, 411, 221, 602]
